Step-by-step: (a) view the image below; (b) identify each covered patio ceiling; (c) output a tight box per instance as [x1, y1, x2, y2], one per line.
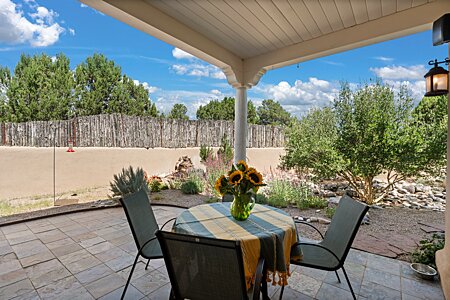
[80, 0, 450, 298]
[81, 0, 449, 87]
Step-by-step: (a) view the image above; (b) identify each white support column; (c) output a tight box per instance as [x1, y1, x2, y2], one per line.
[234, 86, 248, 163]
[435, 43, 450, 298]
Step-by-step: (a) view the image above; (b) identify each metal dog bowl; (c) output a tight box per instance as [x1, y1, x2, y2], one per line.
[410, 263, 437, 280]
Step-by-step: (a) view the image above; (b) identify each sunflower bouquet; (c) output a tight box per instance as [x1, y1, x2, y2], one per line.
[215, 160, 265, 220]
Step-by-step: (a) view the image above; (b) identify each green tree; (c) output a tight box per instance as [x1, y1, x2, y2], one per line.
[282, 82, 446, 204]
[109, 75, 159, 116]
[257, 99, 291, 125]
[6, 53, 74, 122]
[0, 66, 11, 122]
[196, 97, 258, 123]
[74, 53, 122, 116]
[168, 103, 189, 120]
[75, 54, 158, 117]
[412, 95, 447, 166]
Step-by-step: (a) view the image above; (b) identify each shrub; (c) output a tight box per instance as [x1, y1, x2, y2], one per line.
[181, 172, 204, 195]
[110, 166, 148, 197]
[181, 181, 201, 194]
[325, 206, 336, 219]
[149, 179, 166, 192]
[200, 145, 214, 163]
[217, 136, 233, 164]
[265, 179, 327, 209]
[204, 154, 232, 197]
[412, 233, 445, 268]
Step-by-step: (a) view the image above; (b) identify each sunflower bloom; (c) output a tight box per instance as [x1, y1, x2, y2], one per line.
[215, 175, 225, 195]
[229, 170, 244, 186]
[236, 160, 248, 172]
[247, 168, 263, 185]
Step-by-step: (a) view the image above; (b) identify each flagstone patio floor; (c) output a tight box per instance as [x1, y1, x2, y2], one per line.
[0, 206, 444, 299]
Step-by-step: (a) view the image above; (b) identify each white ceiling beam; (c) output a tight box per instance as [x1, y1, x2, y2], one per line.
[80, 0, 244, 84]
[245, 0, 450, 72]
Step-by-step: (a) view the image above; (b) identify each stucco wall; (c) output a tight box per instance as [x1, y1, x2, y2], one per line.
[0, 146, 284, 200]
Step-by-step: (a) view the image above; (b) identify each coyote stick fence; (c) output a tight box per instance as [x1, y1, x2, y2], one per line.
[0, 114, 285, 148]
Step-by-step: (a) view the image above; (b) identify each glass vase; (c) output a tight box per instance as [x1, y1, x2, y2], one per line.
[230, 193, 255, 221]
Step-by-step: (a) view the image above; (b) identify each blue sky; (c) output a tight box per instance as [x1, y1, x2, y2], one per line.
[0, 0, 448, 118]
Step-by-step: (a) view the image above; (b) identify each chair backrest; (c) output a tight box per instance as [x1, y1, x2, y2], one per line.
[321, 195, 369, 266]
[120, 189, 159, 251]
[156, 230, 248, 300]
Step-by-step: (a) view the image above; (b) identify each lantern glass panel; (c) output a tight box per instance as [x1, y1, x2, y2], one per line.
[433, 73, 449, 91]
[426, 75, 432, 92]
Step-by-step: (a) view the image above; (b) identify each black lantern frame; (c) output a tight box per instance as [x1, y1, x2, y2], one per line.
[424, 58, 449, 97]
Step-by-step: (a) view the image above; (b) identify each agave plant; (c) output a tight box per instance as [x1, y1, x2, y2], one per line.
[110, 166, 149, 197]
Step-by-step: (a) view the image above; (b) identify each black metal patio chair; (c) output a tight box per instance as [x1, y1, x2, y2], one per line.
[280, 195, 368, 300]
[120, 188, 176, 300]
[155, 230, 267, 300]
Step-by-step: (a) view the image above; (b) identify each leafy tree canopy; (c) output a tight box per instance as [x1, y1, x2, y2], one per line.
[6, 53, 74, 122]
[282, 81, 447, 204]
[168, 103, 189, 120]
[196, 97, 258, 124]
[0, 53, 159, 122]
[257, 99, 292, 125]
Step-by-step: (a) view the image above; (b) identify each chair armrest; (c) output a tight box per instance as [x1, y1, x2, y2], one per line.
[252, 257, 265, 300]
[138, 236, 157, 255]
[160, 217, 177, 230]
[294, 220, 324, 239]
[291, 241, 341, 266]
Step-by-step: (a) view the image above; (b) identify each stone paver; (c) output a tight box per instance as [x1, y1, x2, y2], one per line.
[0, 206, 445, 299]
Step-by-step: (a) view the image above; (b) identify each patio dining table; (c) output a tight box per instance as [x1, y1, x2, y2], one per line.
[172, 202, 302, 290]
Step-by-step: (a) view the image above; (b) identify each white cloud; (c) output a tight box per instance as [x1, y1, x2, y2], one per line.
[133, 79, 158, 94]
[0, 0, 65, 47]
[79, 2, 104, 15]
[210, 89, 222, 96]
[68, 28, 75, 35]
[253, 77, 339, 117]
[171, 63, 226, 80]
[370, 65, 427, 80]
[370, 64, 427, 104]
[373, 56, 394, 62]
[153, 89, 226, 118]
[172, 48, 195, 60]
[383, 79, 426, 105]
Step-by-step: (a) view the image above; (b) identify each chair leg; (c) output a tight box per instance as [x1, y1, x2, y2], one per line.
[279, 285, 285, 300]
[335, 270, 341, 283]
[342, 266, 356, 300]
[121, 253, 140, 300]
[145, 259, 150, 270]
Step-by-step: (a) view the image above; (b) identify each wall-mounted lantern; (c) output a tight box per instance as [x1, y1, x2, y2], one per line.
[424, 58, 449, 97]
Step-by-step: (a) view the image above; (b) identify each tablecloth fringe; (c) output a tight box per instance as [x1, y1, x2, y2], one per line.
[266, 265, 291, 286]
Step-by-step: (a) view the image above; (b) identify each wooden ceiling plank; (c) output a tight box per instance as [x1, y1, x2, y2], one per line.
[152, 0, 254, 57]
[334, 0, 356, 28]
[366, 0, 383, 20]
[349, 0, 369, 24]
[303, 0, 333, 35]
[272, 0, 311, 41]
[208, 0, 275, 52]
[288, 0, 322, 38]
[231, 1, 285, 48]
[240, 0, 293, 46]
[397, 0, 413, 11]
[257, 0, 301, 44]
[381, 0, 397, 15]
[319, 0, 345, 32]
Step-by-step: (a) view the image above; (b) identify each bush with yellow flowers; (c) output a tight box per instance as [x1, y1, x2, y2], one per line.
[214, 160, 265, 198]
